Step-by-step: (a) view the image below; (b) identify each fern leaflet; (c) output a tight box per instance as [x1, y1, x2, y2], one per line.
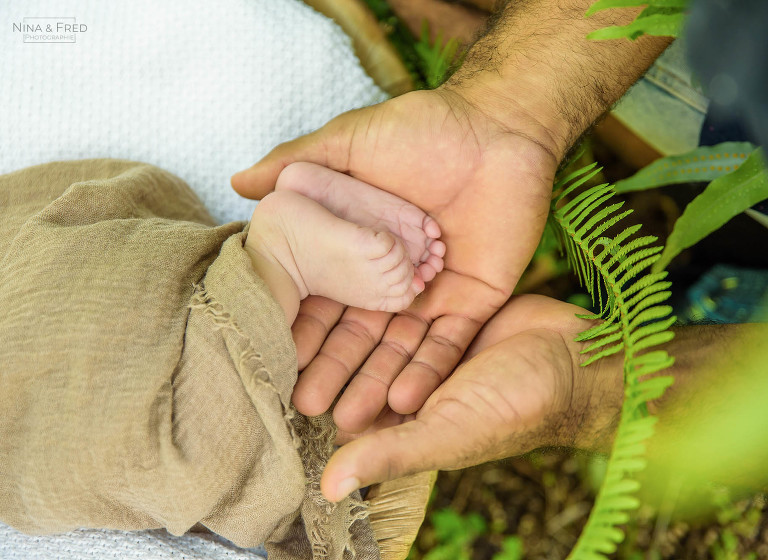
[548, 164, 676, 560]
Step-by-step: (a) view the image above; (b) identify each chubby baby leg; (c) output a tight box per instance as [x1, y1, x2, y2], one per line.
[245, 170, 444, 322]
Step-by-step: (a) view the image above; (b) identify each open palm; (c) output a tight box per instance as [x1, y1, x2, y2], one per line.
[320, 295, 615, 502]
[231, 88, 556, 433]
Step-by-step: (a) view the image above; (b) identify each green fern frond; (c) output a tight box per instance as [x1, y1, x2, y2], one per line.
[549, 165, 677, 560]
[586, 0, 688, 40]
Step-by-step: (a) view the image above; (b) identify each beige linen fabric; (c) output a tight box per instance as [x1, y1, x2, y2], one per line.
[0, 159, 383, 559]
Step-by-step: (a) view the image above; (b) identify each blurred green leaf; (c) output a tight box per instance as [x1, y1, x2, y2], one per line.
[587, 12, 685, 39]
[423, 509, 487, 560]
[653, 149, 768, 271]
[414, 21, 460, 88]
[567, 292, 593, 310]
[430, 508, 487, 545]
[585, 0, 687, 17]
[492, 536, 524, 560]
[614, 142, 756, 193]
[359, 0, 390, 19]
[359, 0, 430, 88]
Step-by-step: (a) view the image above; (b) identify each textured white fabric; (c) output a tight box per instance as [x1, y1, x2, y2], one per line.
[0, 0, 387, 224]
[0, 524, 267, 560]
[0, 0, 385, 558]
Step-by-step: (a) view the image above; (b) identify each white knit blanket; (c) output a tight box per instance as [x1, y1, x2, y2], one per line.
[0, 526, 268, 560]
[0, 0, 386, 224]
[0, 0, 385, 557]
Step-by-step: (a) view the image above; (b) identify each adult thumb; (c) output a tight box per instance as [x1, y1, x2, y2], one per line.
[230, 111, 357, 200]
[320, 411, 471, 503]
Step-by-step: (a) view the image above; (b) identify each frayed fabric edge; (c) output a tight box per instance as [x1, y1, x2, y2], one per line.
[189, 282, 298, 444]
[292, 413, 374, 560]
[189, 282, 374, 559]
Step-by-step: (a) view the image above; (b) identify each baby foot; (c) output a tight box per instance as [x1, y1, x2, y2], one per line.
[247, 190, 429, 313]
[275, 162, 446, 284]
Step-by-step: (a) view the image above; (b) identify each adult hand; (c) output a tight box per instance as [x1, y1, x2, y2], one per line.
[319, 295, 624, 502]
[231, 0, 669, 434]
[231, 87, 558, 433]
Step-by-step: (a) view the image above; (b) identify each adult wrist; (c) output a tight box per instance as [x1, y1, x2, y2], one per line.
[574, 349, 624, 453]
[439, 73, 571, 163]
[555, 327, 624, 453]
[439, 0, 672, 163]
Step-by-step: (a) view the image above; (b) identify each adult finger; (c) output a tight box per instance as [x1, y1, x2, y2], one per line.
[385, 273, 504, 415]
[291, 306, 392, 416]
[387, 314, 480, 414]
[291, 296, 345, 370]
[332, 312, 429, 433]
[334, 406, 414, 445]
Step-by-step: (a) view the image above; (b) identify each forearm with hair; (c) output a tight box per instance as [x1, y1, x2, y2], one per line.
[574, 322, 768, 454]
[441, 0, 672, 161]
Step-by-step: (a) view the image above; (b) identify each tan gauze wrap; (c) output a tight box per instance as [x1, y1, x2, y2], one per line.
[0, 159, 380, 559]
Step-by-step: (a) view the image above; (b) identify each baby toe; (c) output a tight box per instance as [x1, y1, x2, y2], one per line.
[423, 216, 441, 239]
[425, 254, 444, 275]
[378, 277, 423, 312]
[410, 275, 425, 295]
[416, 262, 437, 283]
[399, 227, 428, 264]
[427, 239, 446, 258]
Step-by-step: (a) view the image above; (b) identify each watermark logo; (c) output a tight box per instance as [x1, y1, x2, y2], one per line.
[12, 17, 87, 43]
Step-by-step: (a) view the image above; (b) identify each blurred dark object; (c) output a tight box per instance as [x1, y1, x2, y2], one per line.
[687, 0, 768, 150]
[679, 264, 768, 324]
[646, 181, 768, 311]
[593, 114, 663, 171]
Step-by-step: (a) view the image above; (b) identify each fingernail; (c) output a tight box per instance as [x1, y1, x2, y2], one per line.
[335, 477, 361, 501]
